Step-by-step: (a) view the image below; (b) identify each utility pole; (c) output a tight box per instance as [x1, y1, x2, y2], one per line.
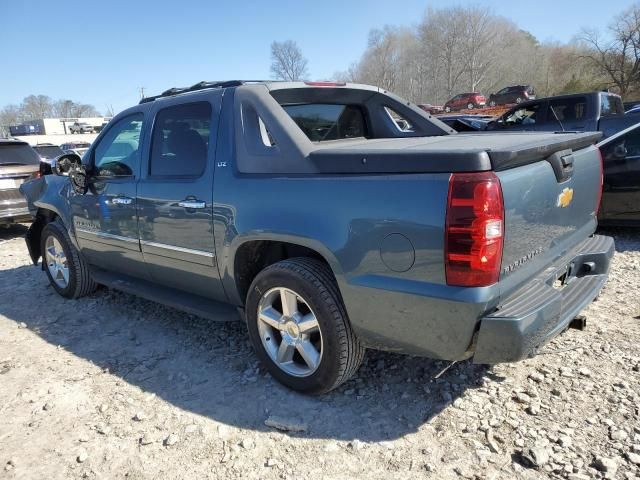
[139, 87, 146, 100]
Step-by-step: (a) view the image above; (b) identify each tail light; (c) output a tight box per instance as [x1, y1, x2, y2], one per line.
[445, 172, 504, 287]
[596, 148, 604, 215]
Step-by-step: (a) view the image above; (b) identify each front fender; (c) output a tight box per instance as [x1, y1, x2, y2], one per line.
[19, 176, 79, 263]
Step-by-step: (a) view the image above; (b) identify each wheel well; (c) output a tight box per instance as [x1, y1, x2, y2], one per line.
[26, 209, 59, 265]
[234, 240, 330, 304]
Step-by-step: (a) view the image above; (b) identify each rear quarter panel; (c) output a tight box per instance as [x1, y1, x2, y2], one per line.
[212, 166, 491, 358]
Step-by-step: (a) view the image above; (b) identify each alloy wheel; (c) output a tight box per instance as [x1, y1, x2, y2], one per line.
[256, 287, 323, 377]
[45, 235, 69, 288]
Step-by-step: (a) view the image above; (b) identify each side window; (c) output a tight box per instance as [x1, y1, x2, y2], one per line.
[547, 97, 587, 123]
[503, 104, 542, 125]
[602, 128, 640, 161]
[281, 104, 367, 141]
[150, 102, 211, 177]
[93, 113, 144, 177]
[601, 95, 624, 116]
[384, 107, 414, 133]
[497, 88, 508, 95]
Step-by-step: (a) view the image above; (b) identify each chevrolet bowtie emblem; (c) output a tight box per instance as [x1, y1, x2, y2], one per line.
[557, 187, 574, 208]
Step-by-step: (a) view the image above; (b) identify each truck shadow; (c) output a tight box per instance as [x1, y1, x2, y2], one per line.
[0, 223, 28, 241]
[0, 261, 496, 443]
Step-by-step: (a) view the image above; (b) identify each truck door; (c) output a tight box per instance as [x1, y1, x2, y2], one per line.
[136, 94, 227, 301]
[599, 125, 640, 223]
[71, 112, 149, 279]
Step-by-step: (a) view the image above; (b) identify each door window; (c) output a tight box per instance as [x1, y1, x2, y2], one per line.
[93, 113, 144, 177]
[150, 102, 212, 177]
[601, 127, 640, 162]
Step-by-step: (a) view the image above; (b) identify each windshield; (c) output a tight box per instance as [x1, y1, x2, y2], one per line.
[33, 145, 64, 159]
[0, 143, 41, 165]
[282, 104, 367, 141]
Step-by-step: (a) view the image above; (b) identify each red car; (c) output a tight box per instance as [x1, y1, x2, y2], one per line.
[417, 103, 444, 114]
[443, 93, 486, 112]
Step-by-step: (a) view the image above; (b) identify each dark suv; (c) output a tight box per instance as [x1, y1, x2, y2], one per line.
[0, 139, 40, 224]
[488, 85, 535, 106]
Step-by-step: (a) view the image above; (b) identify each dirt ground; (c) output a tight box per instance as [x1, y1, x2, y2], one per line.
[0, 224, 639, 480]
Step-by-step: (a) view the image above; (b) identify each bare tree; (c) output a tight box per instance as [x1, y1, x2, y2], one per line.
[346, 5, 609, 105]
[71, 103, 100, 117]
[52, 99, 75, 118]
[270, 40, 309, 81]
[459, 7, 500, 92]
[21, 95, 53, 119]
[419, 8, 466, 99]
[578, 3, 640, 96]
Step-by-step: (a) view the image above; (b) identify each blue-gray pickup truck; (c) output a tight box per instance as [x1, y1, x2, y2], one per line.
[20, 80, 614, 394]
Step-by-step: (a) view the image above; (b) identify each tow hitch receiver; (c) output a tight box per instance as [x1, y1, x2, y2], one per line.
[569, 315, 587, 331]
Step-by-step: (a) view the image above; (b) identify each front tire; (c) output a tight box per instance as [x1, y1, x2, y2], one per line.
[245, 258, 365, 394]
[41, 220, 97, 299]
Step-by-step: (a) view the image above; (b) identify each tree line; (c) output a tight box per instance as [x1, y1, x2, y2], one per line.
[271, 3, 640, 104]
[0, 95, 101, 136]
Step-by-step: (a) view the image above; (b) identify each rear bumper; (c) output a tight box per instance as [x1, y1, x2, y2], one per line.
[473, 234, 614, 363]
[0, 205, 31, 223]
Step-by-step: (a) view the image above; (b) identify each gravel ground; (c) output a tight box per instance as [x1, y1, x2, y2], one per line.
[0, 224, 639, 480]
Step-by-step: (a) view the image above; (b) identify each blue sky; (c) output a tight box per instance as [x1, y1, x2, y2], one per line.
[0, 0, 635, 115]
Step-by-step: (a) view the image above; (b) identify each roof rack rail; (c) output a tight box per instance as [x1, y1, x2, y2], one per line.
[139, 80, 273, 104]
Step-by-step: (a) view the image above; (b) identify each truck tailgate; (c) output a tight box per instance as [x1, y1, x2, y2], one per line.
[495, 141, 603, 299]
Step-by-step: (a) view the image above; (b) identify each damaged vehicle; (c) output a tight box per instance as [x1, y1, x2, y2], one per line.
[0, 139, 40, 225]
[21, 80, 613, 394]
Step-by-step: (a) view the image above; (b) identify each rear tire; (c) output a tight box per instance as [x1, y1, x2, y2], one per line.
[467, 102, 474, 110]
[245, 258, 365, 394]
[41, 219, 97, 299]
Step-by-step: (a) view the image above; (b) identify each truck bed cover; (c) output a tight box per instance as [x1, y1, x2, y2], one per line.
[308, 131, 602, 173]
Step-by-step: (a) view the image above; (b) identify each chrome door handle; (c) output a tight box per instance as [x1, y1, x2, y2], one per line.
[112, 196, 133, 205]
[178, 199, 206, 209]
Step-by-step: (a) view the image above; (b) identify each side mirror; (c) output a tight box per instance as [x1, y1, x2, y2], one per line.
[52, 153, 82, 176]
[52, 153, 88, 194]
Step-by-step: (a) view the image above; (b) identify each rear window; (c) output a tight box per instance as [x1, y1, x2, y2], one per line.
[0, 144, 41, 165]
[33, 145, 64, 159]
[601, 94, 624, 116]
[549, 97, 588, 122]
[282, 104, 367, 141]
